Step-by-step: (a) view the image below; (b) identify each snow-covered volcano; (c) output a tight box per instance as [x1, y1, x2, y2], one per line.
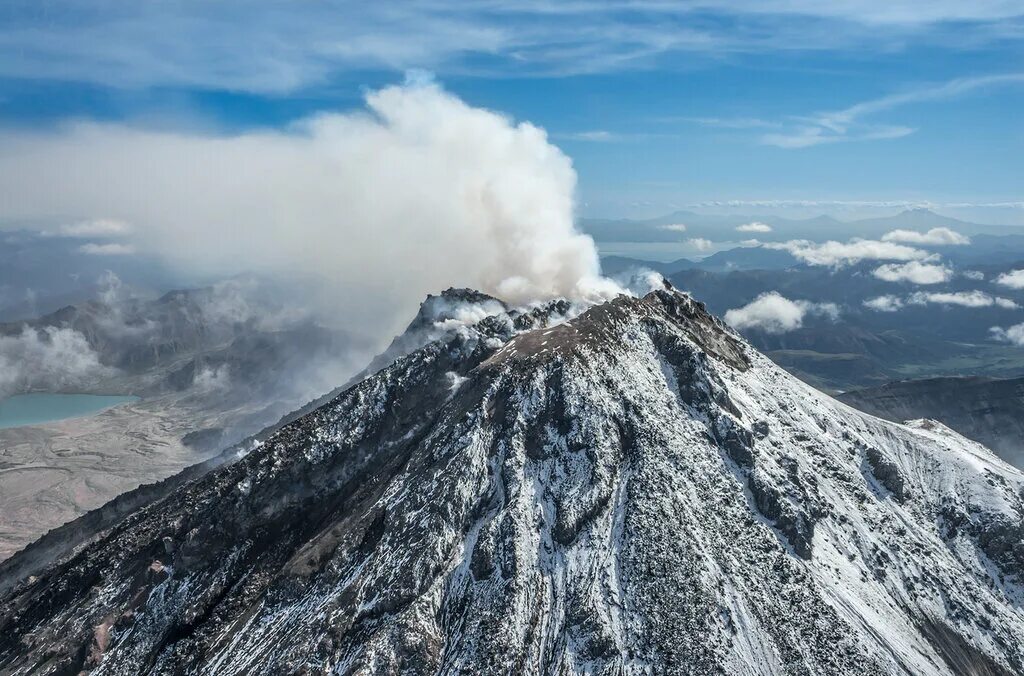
[1, 286, 1022, 675]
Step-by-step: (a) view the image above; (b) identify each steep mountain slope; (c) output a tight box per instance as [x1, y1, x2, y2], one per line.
[1, 287, 1022, 675]
[839, 376, 1024, 469]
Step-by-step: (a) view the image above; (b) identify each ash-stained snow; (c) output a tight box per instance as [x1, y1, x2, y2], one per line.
[1, 287, 1022, 675]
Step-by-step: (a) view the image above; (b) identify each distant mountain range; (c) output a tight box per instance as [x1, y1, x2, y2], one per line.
[601, 246, 797, 277]
[583, 208, 1024, 246]
[598, 242, 1024, 395]
[0, 230, 184, 322]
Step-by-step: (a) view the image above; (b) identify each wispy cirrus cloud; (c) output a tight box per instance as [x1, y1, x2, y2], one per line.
[761, 124, 914, 149]
[760, 73, 1024, 148]
[688, 117, 781, 129]
[683, 199, 1024, 210]
[557, 130, 621, 142]
[0, 3, 1020, 93]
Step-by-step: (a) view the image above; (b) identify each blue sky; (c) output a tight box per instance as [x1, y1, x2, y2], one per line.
[1, 1, 1022, 222]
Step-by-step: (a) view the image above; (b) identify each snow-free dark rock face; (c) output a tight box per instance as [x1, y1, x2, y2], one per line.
[1, 287, 1023, 675]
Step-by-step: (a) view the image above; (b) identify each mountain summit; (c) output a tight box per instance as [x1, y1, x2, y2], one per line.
[1, 288, 1022, 675]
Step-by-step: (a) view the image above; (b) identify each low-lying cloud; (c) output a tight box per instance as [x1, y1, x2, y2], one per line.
[872, 261, 952, 285]
[59, 218, 133, 238]
[881, 227, 969, 246]
[908, 291, 1019, 309]
[79, 243, 136, 256]
[866, 291, 1019, 311]
[0, 78, 622, 348]
[991, 323, 1024, 346]
[764, 238, 929, 266]
[724, 292, 838, 334]
[0, 326, 113, 398]
[863, 295, 904, 312]
[995, 270, 1024, 290]
[736, 222, 772, 233]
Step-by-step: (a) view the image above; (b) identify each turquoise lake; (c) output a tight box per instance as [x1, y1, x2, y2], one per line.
[0, 393, 140, 430]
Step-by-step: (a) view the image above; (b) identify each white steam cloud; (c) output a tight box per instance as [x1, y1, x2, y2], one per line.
[724, 292, 838, 334]
[0, 78, 622, 344]
[736, 221, 772, 233]
[881, 227, 969, 246]
[872, 261, 952, 285]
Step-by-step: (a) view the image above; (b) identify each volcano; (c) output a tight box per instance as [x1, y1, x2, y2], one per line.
[1, 286, 1022, 675]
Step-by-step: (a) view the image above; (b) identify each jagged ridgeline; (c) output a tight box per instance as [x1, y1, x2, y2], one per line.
[1, 287, 1023, 675]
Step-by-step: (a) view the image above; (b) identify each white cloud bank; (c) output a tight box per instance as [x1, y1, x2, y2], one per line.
[0, 79, 622, 343]
[881, 227, 969, 245]
[764, 238, 929, 266]
[872, 261, 952, 285]
[995, 270, 1024, 290]
[724, 292, 838, 334]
